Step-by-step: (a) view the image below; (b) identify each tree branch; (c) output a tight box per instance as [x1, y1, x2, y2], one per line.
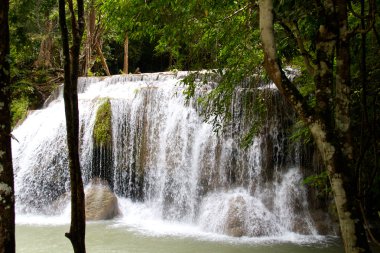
[224, 4, 248, 20]
[279, 19, 316, 76]
[259, 0, 314, 122]
[59, 0, 71, 83]
[347, 0, 365, 19]
[347, 0, 376, 37]
[67, 0, 78, 35]
[217, 4, 252, 23]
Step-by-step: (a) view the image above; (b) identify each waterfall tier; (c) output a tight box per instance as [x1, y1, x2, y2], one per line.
[12, 71, 320, 238]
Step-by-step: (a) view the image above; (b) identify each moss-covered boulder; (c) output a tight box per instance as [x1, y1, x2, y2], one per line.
[93, 99, 112, 146]
[91, 98, 114, 185]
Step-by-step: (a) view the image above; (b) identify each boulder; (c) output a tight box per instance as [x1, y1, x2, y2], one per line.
[85, 178, 120, 221]
[225, 195, 278, 237]
[225, 196, 247, 237]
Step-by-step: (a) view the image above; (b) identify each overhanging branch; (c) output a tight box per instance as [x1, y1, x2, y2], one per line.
[259, 0, 314, 122]
[278, 19, 316, 76]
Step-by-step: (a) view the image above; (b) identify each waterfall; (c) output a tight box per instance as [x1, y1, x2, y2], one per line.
[12, 71, 318, 238]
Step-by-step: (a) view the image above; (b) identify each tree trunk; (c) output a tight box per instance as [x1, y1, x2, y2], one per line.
[58, 0, 86, 252]
[95, 43, 110, 76]
[309, 122, 370, 253]
[0, 1, 15, 253]
[258, 0, 371, 252]
[123, 32, 129, 74]
[81, 3, 110, 76]
[332, 1, 370, 252]
[81, 2, 96, 76]
[34, 18, 53, 69]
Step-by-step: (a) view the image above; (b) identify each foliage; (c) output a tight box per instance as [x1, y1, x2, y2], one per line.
[8, 0, 62, 128]
[9, 68, 61, 127]
[93, 98, 112, 145]
[289, 120, 312, 144]
[10, 96, 29, 127]
[121, 0, 266, 140]
[303, 171, 330, 195]
[9, 0, 59, 67]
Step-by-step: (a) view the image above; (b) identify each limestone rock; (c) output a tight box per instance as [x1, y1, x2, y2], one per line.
[85, 178, 120, 221]
[225, 196, 247, 237]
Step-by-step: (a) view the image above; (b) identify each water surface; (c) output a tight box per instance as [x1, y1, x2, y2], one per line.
[16, 222, 344, 253]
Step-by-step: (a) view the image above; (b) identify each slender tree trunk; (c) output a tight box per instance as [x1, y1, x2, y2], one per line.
[82, 2, 96, 76]
[258, 0, 371, 252]
[0, 1, 15, 253]
[34, 17, 53, 69]
[309, 122, 370, 253]
[82, 3, 110, 76]
[58, 0, 86, 252]
[123, 32, 129, 74]
[95, 43, 110, 76]
[335, 0, 352, 158]
[333, 1, 370, 252]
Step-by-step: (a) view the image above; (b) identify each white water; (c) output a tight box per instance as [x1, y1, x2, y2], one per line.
[13, 71, 322, 244]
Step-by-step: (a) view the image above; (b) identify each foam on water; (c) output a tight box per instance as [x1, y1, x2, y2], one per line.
[16, 204, 71, 226]
[15, 194, 325, 245]
[111, 197, 325, 245]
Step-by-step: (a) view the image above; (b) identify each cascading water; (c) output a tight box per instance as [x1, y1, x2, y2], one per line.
[12, 71, 321, 241]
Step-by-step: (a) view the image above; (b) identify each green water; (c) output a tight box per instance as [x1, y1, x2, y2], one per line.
[16, 223, 344, 253]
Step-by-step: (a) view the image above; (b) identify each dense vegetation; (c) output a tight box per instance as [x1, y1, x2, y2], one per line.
[1, 0, 379, 252]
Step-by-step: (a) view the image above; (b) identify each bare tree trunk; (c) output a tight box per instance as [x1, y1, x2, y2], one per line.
[258, 0, 371, 252]
[58, 0, 86, 252]
[82, 2, 96, 76]
[34, 18, 53, 69]
[123, 32, 129, 74]
[95, 43, 110, 76]
[0, 1, 15, 253]
[81, 3, 110, 76]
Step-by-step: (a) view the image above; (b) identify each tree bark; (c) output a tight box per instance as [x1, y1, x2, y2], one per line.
[82, 2, 95, 76]
[258, 0, 371, 252]
[58, 0, 86, 252]
[0, 1, 15, 252]
[34, 18, 53, 69]
[333, 1, 370, 252]
[95, 43, 110, 76]
[81, 3, 110, 76]
[123, 32, 129, 74]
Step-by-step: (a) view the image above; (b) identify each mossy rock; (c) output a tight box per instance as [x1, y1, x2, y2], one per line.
[93, 99, 112, 146]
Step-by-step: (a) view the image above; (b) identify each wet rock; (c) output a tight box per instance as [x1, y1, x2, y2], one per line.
[85, 178, 120, 221]
[310, 209, 335, 235]
[47, 192, 70, 215]
[292, 216, 312, 234]
[225, 196, 247, 237]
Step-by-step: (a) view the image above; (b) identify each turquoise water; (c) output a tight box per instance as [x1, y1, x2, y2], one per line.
[16, 222, 344, 253]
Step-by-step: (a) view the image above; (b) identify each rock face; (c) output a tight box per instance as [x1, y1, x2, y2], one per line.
[85, 178, 120, 221]
[310, 209, 336, 235]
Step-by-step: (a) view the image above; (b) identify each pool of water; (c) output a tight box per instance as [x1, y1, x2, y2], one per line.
[16, 221, 344, 253]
